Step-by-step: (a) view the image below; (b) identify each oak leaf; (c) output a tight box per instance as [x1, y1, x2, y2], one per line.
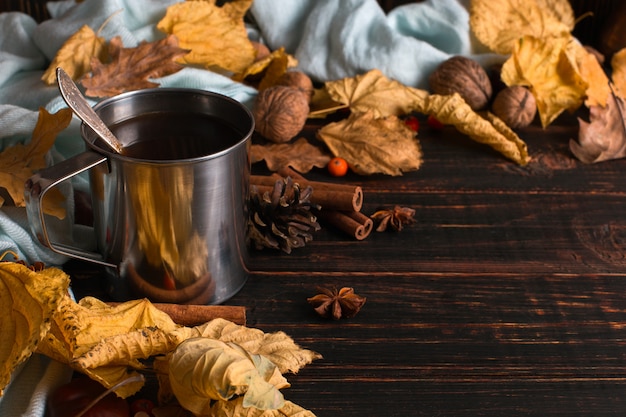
[251, 137, 331, 173]
[317, 111, 422, 176]
[0, 108, 70, 218]
[157, 0, 255, 74]
[41, 24, 107, 85]
[569, 89, 626, 163]
[80, 35, 188, 98]
[470, 0, 574, 55]
[612, 48, 626, 99]
[0, 261, 70, 397]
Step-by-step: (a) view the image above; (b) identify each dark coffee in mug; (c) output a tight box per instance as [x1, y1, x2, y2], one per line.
[108, 112, 241, 160]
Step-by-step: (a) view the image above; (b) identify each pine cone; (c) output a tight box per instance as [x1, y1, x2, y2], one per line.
[248, 176, 321, 253]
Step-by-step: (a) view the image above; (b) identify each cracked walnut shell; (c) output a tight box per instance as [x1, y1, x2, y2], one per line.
[253, 86, 310, 143]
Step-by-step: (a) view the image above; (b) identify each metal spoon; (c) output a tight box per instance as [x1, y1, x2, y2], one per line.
[56, 67, 124, 154]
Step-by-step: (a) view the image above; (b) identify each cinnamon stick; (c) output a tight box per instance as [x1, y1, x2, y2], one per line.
[315, 209, 373, 240]
[250, 173, 362, 212]
[107, 302, 246, 326]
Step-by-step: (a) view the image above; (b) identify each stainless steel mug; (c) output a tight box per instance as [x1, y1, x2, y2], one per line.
[25, 88, 253, 304]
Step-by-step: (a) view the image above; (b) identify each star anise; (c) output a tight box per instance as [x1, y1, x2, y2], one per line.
[371, 205, 416, 232]
[307, 286, 366, 320]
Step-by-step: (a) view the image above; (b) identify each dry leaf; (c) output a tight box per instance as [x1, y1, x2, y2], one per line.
[233, 47, 297, 87]
[611, 48, 626, 98]
[81, 35, 188, 98]
[157, 0, 255, 74]
[501, 35, 587, 127]
[168, 338, 288, 413]
[470, 0, 574, 55]
[0, 108, 70, 218]
[417, 94, 530, 165]
[210, 397, 316, 417]
[251, 137, 331, 173]
[324, 69, 428, 118]
[317, 111, 422, 176]
[569, 90, 626, 163]
[41, 24, 107, 85]
[0, 261, 70, 396]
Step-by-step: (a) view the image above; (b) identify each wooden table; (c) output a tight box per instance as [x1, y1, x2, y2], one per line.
[70, 110, 626, 416]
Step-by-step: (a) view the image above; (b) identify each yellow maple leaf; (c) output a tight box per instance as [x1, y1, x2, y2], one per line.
[157, 1, 255, 74]
[501, 35, 587, 127]
[470, 0, 574, 55]
[569, 41, 611, 108]
[0, 108, 71, 218]
[41, 25, 107, 85]
[612, 48, 626, 99]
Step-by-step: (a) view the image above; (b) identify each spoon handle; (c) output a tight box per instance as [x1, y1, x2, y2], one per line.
[56, 67, 124, 154]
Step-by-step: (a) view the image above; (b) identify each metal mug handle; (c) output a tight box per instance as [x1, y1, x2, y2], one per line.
[24, 150, 117, 269]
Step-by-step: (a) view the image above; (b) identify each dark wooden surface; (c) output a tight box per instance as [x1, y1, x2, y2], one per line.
[68, 109, 626, 417]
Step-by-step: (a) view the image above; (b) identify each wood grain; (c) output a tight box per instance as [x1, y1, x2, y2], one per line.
[68, 111, 626, 416]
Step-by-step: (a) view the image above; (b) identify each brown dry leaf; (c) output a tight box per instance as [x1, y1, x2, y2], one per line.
[309, 87, 349, 118]
[416, 93, 530, 165]
[612, 48, 626, 98]
[470, 0, 574, 55]
[324, 69, 429, 117]
[157, 0, 255, 74]
[569, 89, 626, 163]
[0, 108, 70, 218]
[251, 137, 331, 173]
[501, 35, 587, 127]
[41, 24, 107, 85]
[0, 262, 70, 396]
[81, 35, 188, 98]
[317, 111, 422, 176]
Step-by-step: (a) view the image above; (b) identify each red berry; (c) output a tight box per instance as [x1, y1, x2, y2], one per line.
[427, 115, 445, 130]
[328, 157, 349, 177]
[130, 398, 155, 416]
[404, 116, 419, 132]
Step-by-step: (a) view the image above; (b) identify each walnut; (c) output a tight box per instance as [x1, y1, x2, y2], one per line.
[429, 56, 493, 111]
[253, 86, 310, 143]
[491, 85, 537, 129]
[276, 71, 314, 100]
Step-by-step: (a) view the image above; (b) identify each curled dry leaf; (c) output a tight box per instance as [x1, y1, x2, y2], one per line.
[317, 111, 422, 176]
[0, 261, 69, 396]
[41, 24, 107, 85]
[81, 35, 188, 98]
[417, 93, 530, 165]
[570, 90, 626, 163]
[251, 137, 331, 173]
[157, 0, 255, 74]
[470, 0, 574, 55]
[0, 108, 70, 218]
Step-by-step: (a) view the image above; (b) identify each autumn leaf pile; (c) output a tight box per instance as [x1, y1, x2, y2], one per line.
[0, 257, 320, 416]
